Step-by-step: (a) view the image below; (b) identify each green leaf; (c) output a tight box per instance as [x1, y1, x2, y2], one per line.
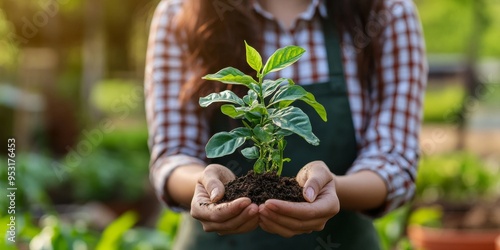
[263, 123, 276, 133]
[248, 83, 261, 95]
[271, 150, 281, 162]
[205, 127, 252, 158]
[253, 159, 266, 174]
[269, 85, 308, 106]
[272, 92, 328, 122]
[253, 124, 272, 143]
[262, 78, 287, 98]
[96, 211, 138, 250]
[244, 112, 261, 124]
[243, 89, 258, 105]
[245, 41, 262, 73]
[262, 46, 306, 76]
[275, 128, 293, 137]
[221, 104, 246, 119]
[241, 146, 259, 160]
[300, 92, 328, 122]
[199, 90, 245, 107]
[249, 103, 268, 116]
[270, 107, 319, 145]
[203, 67, 257, 86]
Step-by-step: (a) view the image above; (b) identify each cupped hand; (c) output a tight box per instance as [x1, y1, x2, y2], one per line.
[190, 164, 259, 235]
[258, 161, 340, 238]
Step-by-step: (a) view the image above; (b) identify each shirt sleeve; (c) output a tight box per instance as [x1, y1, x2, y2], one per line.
[144, 0, 209, 211]
[346, 0, 428, 217]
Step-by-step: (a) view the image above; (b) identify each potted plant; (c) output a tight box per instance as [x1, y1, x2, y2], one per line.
[199, 42, 327, 204]
[407, 153, 500, 250]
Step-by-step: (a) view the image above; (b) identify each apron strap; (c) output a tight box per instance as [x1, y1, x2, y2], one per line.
[321, 12, 348, 94]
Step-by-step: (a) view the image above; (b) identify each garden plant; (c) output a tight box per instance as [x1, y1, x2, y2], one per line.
[199, 42, 327, 204]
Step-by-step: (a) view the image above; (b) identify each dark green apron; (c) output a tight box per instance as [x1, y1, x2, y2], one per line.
[173, 15, 380, 250]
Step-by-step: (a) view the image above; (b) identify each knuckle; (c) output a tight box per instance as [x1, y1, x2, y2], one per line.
[308, 178, 321, 189]
[205, 164, 219, 171]
[329, 200, 340, 216]
[333, 204, 340, 215]
[205, 179, 219, 189]
[313, 160, 326, 166]
[203, 165, 220, 178]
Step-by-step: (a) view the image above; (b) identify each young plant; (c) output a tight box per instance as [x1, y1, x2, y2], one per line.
[199, 42, 327, 176]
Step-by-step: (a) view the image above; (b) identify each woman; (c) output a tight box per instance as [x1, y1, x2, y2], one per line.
[145, 0, 427, 249]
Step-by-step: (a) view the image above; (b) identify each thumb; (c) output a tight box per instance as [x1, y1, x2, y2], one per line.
[297, 161, 333, 202]
[200, 164, 234, 202]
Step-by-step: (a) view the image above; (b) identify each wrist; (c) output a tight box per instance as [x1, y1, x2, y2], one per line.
[334, 171, 387, 211]
[165, 164, 205, 208]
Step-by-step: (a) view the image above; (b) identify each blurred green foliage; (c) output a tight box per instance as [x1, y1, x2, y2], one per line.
[417, 0, 473, 55]
[96, 211, 138, 250]
[423, 84, 466, 123]
[480, 83, 500, 106]
[406, 152, 500, 231]
[29, 214, 100, 250]
[374, 206, 412, 250]
[0, 128, 150, 211]
[0, 124, 174, 248]
[90, 79, 143, 116]
[408, 206, 443, 228]
[54, 126, 150, 202]
[14, 210, 178, 249]
[416, 152, 500, 204]
[0, 213, 41, 249]
[0, 9, 18, 72]
[416, 0, 500, 57]
[422, 82, 500, 124]
[481, 3, 500, 57]
[0, 153, 59, 213]
[68, 147, 149, 202]
[375, 151, 500, 249]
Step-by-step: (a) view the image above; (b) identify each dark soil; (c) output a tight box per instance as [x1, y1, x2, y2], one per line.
[218, 171, 306, 205]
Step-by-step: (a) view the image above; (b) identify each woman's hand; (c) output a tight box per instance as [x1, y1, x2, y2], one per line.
[190, 164, 259, 235]
[258, 161, 339, 238]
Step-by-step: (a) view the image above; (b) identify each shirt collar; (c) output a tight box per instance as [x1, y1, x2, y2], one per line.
[253, 0, 327, 25]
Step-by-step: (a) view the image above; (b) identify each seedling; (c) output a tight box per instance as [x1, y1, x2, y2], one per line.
[200, 42, 327, 176]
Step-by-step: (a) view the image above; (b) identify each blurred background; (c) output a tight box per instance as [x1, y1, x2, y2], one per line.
[0, 0, 499, 249]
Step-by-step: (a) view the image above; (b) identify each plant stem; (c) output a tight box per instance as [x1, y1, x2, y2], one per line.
[257, 73, 265, 105]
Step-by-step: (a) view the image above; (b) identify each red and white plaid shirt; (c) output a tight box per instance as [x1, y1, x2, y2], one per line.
[145, 0, 427, 216]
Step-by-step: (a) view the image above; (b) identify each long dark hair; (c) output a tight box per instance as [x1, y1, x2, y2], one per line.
[175, 0, 385, 104]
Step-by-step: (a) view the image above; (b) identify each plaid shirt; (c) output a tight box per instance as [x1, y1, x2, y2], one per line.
[145, 0, 427, 215]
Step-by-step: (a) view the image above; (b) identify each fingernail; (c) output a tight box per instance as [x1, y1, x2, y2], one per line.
[210, 188, 219, 201]
[306, 187, 315, 201]
[266, 203, 278, 211]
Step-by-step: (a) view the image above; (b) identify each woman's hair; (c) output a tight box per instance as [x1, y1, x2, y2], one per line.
[174, 0, 385, 104]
